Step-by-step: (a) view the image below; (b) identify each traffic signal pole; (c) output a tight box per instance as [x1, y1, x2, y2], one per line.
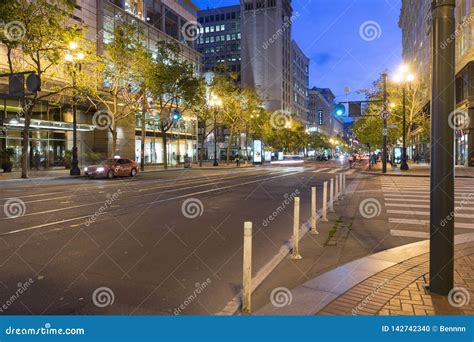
[382, 73, 388, 174]
[430, 0, 456, 295]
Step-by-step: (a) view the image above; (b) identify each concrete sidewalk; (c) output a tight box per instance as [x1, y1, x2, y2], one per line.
[0, 162, 254, 181]
[363, 161, 474, 178]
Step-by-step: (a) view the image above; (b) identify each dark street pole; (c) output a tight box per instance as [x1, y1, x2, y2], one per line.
[382, 73, 388, 174]
[430, 0, 456, 295]
[213, 110, 218, 166]
[70, 68, 81, 176]
[400, 84, 409, 170]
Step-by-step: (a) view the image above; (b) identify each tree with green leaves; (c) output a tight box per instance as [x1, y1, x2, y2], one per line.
[146, 42, 201, 169]
[0, 0, 82, 178]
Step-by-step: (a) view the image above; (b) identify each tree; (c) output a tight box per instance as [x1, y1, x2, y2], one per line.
[82, 23, 147, 158]
[0, 0, 81, 178]
[146, 42, 201, 169]
[264, 117, 308, 153]
[308, 132, 330, 151]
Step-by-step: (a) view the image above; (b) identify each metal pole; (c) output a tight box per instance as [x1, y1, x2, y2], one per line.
[430, 0, 455, 295]
[339, 173, 344, 200]
[70, 70, 80, 176]
[401, 84, 409, 170]
[290, 197, 302, 259]
[213, 110, 218, 167]
[382, 73, 388, 174]
[311, 187, 319, 234]
[329, 178, 335, 212]
[335, 175, 339, 205]
[322, 181, 328, 222]
[242, 221, 252, 314]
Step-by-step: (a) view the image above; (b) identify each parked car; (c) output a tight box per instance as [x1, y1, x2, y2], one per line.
[84, 158, 139, 179]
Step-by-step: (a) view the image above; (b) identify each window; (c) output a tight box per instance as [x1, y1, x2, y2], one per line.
[205, 26, 209, 33]
[221, 24, 225, 31]
[210, 26, 214, 32]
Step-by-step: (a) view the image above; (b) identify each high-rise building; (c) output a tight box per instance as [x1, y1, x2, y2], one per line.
[291, 40, 309, 121]
[0, 0, 201, 169]
[240, 0, 294, 113]
[308, 87, 344, 138]
[196, 5, 242, 76]
[399, 0, 474, 166]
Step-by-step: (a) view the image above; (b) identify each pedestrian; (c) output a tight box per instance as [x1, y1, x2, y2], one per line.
[236, 154, 240, 167]
[33, 151, 40, 170]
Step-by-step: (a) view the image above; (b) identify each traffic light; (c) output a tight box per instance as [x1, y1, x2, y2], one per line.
[171, 109, 181, 121]
[334, 104, 345, 117]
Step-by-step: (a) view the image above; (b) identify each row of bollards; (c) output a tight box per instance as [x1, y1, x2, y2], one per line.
[242, 172, 347, 314]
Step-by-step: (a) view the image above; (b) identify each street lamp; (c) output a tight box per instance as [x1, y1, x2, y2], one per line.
[209, 94, 222, 166]
[64, 41, 84, 176]
[394, 64, 415, 171]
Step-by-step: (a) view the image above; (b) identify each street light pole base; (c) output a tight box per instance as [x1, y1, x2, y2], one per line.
[400, 162, 409, 171]
[70, 167, 81, 176]
[213, 161, 219, 167]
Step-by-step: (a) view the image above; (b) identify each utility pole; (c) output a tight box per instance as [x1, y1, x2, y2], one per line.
[430, 0, 456, 295]
[382, 73, 388, 174]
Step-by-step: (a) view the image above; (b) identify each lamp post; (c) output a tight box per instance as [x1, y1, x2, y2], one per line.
[64, 42, 84, 176]
[209, 95, 222, 167]
[394, 65, 415, 171]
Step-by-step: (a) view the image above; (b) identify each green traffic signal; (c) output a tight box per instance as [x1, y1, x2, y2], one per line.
[335, 104, 345, 117]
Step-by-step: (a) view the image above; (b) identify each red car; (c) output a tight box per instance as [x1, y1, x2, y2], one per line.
[84, 158, 139, 179]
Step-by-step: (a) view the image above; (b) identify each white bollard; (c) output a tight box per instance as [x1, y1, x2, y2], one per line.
[322, 181, 328, 222]
[311, 187, 319, 234]
[242, 221, 252, 315]
[343, 173, 346, 194]
[290, 197, 302, 259]
[339, 173, 344, 200]
[329, 178, 335, 212]
[335, 175, 340, 205]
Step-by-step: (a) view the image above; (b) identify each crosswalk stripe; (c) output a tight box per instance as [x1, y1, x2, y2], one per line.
[327, 168, 342, 174]
[390, 229, 430, 239]
[382, 190, 474, 195]
[388, 218, 474, 229]
[313, 168, 330, 173]
[387, 209, 474, 219]
[345, 169, 356, 174]
[386, 203, 474, 210]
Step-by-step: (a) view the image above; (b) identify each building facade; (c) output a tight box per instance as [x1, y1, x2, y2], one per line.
[399, 0, 474, 166]
[307, 87, 344, 138]
[196, 5, 242, 76]
[240, 0, 294, 113]
[0, 0, 201, 170]
[291, 40, 309, 121]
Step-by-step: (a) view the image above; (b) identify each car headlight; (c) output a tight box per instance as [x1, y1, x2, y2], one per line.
[96, 167, 105, 172]
[84, 167, 88, 172]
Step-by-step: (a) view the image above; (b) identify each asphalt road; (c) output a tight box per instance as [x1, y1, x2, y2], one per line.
[0, 160, 353, 315]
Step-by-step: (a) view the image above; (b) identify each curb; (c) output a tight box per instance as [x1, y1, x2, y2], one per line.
[361, 170, 474, 178]
[256, 231, 474, 315]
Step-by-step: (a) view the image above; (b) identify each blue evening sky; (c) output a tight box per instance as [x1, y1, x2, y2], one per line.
[192, 0, 403, 102]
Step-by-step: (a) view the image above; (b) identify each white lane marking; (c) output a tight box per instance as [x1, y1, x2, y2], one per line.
[0, 171, 303, 236]
[390, 230, 430, 239]
[345, 169, 356, 174]
[313, 168, 330, 173]
[386, 203, 474, 210]
[382, 189, 474, 194]
[387, 209, 474, 219]
[327, 168, 342, 174]
[0, 171, 289, 219]
[388, 218, 474, 229]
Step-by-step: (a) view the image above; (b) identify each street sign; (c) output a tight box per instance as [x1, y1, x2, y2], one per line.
[349, 102, 362, 117]
[380, 110, 390, 120]
[382, 128, 387, 136]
